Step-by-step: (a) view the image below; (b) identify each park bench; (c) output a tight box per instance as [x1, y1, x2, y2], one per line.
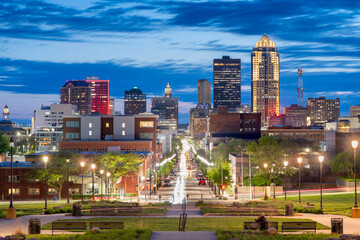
[52, 221, 87, 234]
[244, 221, 279, 230]
[89, 206, 142, 215]
[89, 221, 124, 230]
[281, 221, 317, 233]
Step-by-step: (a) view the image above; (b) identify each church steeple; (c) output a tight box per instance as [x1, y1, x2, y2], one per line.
[3, 105, 10, 120]
[165, 83, 172, 98]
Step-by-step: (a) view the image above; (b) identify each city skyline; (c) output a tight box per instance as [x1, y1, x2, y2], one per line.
[0, 0, 359, 123]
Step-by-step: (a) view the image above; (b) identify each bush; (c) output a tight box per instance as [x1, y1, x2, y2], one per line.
[294, 207, 323, 214]
[125, 193, 137, 197]
[44, 207, 72, 215]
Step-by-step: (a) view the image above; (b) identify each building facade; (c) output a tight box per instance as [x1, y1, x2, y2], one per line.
[85, 77, 110, 115]
[209, 106, 261, 145]
[262, 127, 324, 146]
[60, 80, 92, 115]
[124, 87, 146, 115]
[213, 56, 241, 110]
[350, 105, 360, 117]
[306, 97, 340, 126]
[251, 34, 280, 126]
[151, 84, 178, 132]
[198, 79, 211, 108]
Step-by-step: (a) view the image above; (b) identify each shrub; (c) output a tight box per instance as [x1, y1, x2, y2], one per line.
[125, 193, 137, 197]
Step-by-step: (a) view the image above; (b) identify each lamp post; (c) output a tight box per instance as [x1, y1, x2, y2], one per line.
[6, 138, 16, 218]
[66, 158, 70, 204]
[43, 156, 48, 210]
[319, 156, 324, 209]
[80, 162, 85, 202]
[352, 140, 358, 210]
[100, 170, 104, 200]
[107, 172, 111, 199]
[298, 157, 302, 204]
[272, 163, 276, 200]
[91, 164, 96, 201]
[284, 161, 288, 201]
[264, 163, 268, 200]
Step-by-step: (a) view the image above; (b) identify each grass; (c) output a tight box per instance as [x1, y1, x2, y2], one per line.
[27, 229, 152, 240]
[217, 231, 337, 240]
[41, 217, 330, 231]
[277, 193, 359, 216]
[0, 203, 72, 218]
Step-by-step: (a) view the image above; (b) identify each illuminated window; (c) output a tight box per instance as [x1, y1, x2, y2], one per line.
[89, 123, 92, 128]
[122, 130, 125, 136]
[122, 123, 125, 128]
[8, 188, 20, 195]
[106, 123, 110, 128]
[89, 131, 92, 136]
[48, 188, 57, 195]
[28, 188, 40, 195]
[140, 121, 154, 128]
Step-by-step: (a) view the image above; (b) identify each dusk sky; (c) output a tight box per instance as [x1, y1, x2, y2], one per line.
[0, 0, 360, 124]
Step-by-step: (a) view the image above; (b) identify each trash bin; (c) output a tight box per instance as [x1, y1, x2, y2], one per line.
[28, 218, 41, 234]
[285, 203, 294, 216]
[53, 196, 57, 202]
[331, 218, 343, 234]
[72, 204, 81, 216]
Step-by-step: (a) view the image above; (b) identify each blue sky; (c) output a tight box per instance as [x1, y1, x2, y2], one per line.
[0, 0, 359, 124]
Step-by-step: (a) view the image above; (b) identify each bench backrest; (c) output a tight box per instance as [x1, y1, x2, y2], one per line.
[90, 222, 124, 229]
[282, 222, 317, 229]
[52, 221, 87, 230]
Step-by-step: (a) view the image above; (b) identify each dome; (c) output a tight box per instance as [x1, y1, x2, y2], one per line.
[255, 34, 275, 48]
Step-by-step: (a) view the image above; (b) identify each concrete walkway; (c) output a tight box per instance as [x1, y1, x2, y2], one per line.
[150, 231, 217, 240]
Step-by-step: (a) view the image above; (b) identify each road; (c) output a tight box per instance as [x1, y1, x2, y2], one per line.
[157, 139, 214, 203]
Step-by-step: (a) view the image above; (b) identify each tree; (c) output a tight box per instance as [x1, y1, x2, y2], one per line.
[98, 152, 143, 187]
[0, 134, 9, 154]
[207, 162, 233, 195]
[28, 152, 78, 200]
[330, 151, 360, 178]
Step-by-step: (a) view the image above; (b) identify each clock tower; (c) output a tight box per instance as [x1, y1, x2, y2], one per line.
[3, 105, 10, 120]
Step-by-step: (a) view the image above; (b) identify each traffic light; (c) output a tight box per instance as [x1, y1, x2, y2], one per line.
[221, 185, 226, 190]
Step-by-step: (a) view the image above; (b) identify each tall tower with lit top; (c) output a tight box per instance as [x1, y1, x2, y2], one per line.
[3, 105, 10, 120]
[251, 34, 280, 126]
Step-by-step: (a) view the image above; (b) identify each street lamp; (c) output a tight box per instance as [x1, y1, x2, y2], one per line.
[43, 156, 48, 210]
[264, 163, 268, 200]
[100, 170, 104, 200]
[91, 164, 96, 201]
[6, 138, 16, 219]
[272, 163, 276, 200]
[80, 162, 85, 202]
[298, 157, 302, 204]
[106, 172, 111, 199]
[352, 140, 358, 212]
[284, 161, 288, 201]
[66, 158, 70, 204]
[319, 156, 324, 209]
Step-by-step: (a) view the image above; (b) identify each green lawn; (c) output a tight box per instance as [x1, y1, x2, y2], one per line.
[42, 217, 329, 231]
[0, 203, 71, 218]
[277, 193, 358, 216]
[217, 231, 337, 240]
[27, 229, 151, 240]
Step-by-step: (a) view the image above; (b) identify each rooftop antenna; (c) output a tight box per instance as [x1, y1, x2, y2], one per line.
[297, 67, 304, 107]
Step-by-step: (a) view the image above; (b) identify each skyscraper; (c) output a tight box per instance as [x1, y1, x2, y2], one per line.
[60, 80, 92, 115]
[213, 56, 241, 110]
[251, 34, 280, 126]
[151, 83, 178, 133]
[307, 97, 340, 126]
[198, 79, 211, 108]
[85, 77, 110, 115]
[124, 87, 147, 115]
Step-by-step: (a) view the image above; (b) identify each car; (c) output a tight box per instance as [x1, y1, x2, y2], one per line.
[164, 179, 172, 186]
[199, 178, 206, 185]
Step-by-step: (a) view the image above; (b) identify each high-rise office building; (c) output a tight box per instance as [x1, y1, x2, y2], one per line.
[151, 83, 178, 132]
[198, 79, 211, 108]
[124, 87, 147, 115]
[60, 80, 92, 115]
[251, 34, 280, 126]
[213, 56, 241, 110]
[85, 77, 110, 115]
[109, 98, 115, 115]
[350, 105, 360, 117]
[307, 97, 340, 126]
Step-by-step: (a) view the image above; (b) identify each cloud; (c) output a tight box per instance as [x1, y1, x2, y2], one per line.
[178, 100, 197, 114]
[174, 87, 198, 93]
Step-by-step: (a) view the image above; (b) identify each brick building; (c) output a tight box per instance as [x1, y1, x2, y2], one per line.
[262, 127, 324, 146]
[0, 161, 81, 200]
[209, 106, 261, 145]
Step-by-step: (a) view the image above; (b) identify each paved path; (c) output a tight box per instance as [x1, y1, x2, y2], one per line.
[166, 203, 202, 217]
[150, 231, 217, 240]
